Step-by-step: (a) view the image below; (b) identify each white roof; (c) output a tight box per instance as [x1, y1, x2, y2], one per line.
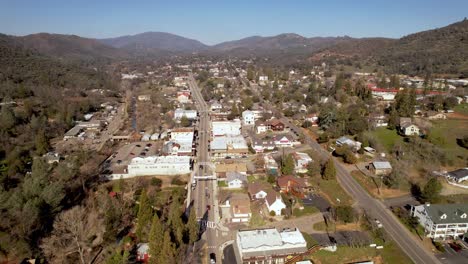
[237, 228, 306, 250]
[130, 156, 191, 165]
[211, 135, 247, 150]
[294, 152, 312, 161]
[212, 120, 241, 136]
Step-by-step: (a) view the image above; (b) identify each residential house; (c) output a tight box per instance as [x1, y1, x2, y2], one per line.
[273, 135, 295, 148]
[411, 203, 468, 240]
[446, 168, 468, 183]
[226, 171, 248, 189]
[305, 114, 319, 126]
[215, 162, 248, 179]
[255, 120, 269, 134]
[176, 91, 191, 103]
[369, 161, 393, 176]
[399, 117, 420, 136]
[247, 182, 270, 200]
[211, 101, 223, 111]
[137, 95, 151, 101]
[268, 119, 285, 131]
[292, 152, 313, 173]
[242, 110, 256, 125]
[235, 227, 307, 264]
[44, 152, 60, 164]
[251, 138, 276, 153]
[426, 112, 447, 120]
[228, 193, 252, 223]
[368, 115, 388, 128]
[137, 243, 150, 263]
[336, 136, 362, 152]
[277, 175, 307, 197]
[266, 189, 287, 216]
[264, 154, 279, 175]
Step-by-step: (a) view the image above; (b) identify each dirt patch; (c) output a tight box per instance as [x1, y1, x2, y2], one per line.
[441, 181, 468, 195]
[447, 112, 468, 120]
[335, 222, 361, 231]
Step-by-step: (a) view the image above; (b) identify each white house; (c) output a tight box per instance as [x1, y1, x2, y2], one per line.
[211, 101, 223, 111]
[227, 193, 252, 223]
[174, 108, 198, 120]
[255, 121, 269, 134]
[226, 171, 247, 189]
[273, 135, 294, 148]
[177, 91, 191, 103]
[265, 190, 287, 216]
[235, 228, 307, 263]
[411, 204, 468, 240]
[292, 152, 313, 173]
[336, 136, 362, 151]
[399, 117, 420, 136]
[137, 95, 151, 101]
[242, 110, 256, 125]
[248, 182, 269, 200]
[446, 168, 468, 183]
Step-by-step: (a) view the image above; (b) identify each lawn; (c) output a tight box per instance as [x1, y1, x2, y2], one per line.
[247, 175, 256, 183]
[313, 221, 334, 232]
[313, 178, 353, 205]
[454, 103, 468, 115]
[249, 211, 266, 227]
[293, 206, 320, 217]
[370, 127, 402, 152]
[217, 181, 227, 187]
[351, 170, 380, 198]
[428, 119, 468, 165]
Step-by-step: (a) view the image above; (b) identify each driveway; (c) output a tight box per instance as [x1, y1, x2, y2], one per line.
[263, 213, 326, 234]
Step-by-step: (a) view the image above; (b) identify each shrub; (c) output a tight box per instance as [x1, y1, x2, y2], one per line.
[269, 210, 276, 216]
[171, 177, 186, 186]
[150, 177, 162, 187]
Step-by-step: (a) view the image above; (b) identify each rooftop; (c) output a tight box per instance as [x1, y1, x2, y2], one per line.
[237, 228, 306, 250]
[419, 204, 468, 224]
[447, 168, 468, 180]
[371, 161, 392, 170]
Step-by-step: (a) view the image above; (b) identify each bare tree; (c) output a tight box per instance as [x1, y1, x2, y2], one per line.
[41, 206, 104, 264]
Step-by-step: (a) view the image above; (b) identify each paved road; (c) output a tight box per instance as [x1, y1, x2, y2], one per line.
[281, 117, 441, 264]
[187, 74, 220, 263]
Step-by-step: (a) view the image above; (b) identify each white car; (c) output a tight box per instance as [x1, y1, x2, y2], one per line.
[375, 219, 383, 228]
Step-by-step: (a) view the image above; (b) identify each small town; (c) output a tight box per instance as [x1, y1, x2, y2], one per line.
[0, 1, 468, 264]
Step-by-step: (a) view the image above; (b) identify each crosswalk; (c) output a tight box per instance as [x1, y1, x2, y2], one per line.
[198, 220, 216, 229]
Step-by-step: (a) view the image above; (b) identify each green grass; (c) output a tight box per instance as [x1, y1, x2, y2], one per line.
[454, 103, 468, 115]
[293, 206, 320, 217]
[313, 221, 335, 231]
[247, 175, 256, 183]
[370, 127, 402, 152]
[217, 181, 227, 187]
[313, 178, 353, 205]
[249, 211, 266, 227]
[428, 119, 468, 165]
[302, 232, 318, 248]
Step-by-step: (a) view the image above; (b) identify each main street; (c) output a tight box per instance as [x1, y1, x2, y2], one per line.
[187, 73, 219, 262]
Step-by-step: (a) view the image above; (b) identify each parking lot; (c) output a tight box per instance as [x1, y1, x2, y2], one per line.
[436, 240, 468, 264]
[302, 193, 332, 212]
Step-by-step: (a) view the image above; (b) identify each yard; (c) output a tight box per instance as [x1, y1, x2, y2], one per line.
[293, 205, 320, 217]
[369, 127, 402, 152]
[307, 243, 412, 264]
[428, 119, 468, 166]
[350, 170, 410, 199]
[310, 178, 353, 206]
[454, 103, 468, 115]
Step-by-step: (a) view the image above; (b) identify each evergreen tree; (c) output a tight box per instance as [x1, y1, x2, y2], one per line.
[160, 231, 176, 264]
[187, 207, 199, 244]
[322, 158, 336, 180]
[421, 178, 442, 203]
[168, 202, 184, 246]
[281, 154, 295, 175]
[136, 190, 152, 241]
[35, 129, 49, 155]
[148, 213, 163, 263]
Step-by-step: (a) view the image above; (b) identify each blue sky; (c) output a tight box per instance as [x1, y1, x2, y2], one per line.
[1, 0, 467, 44]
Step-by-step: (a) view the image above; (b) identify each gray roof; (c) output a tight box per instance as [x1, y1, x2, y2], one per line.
[423, 204, 468, 225]
[371, 161, 392, 170]
[226, 171, 247, 182]
[448, 168, 468, 180]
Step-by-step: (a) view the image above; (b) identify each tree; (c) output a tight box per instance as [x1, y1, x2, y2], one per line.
[228, 103, 239, 120]
[180, 116, 190, 127]
[168, 201, 184, 246]
[160, 231, 176, 264]
[35, 129, 49, 155]
[335, 205, 355, 223]
[187, 207, 199, 244]
[148, 213, 163, 262]
[247, 66, 255, 81]
[322, 158, 336, 180]
[0, 104, 16, 132]
[421, 178, 442, 203]
[41, 206, 105, 264]
[106, 250, 130, 264]
[136, 190, 152, 241]
[281, 154, 295, 175]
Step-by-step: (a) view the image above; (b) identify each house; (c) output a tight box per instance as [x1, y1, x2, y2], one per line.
[235, 227, 307, 264]
[43, 152, 60, 164]
[226, 171, 248, 189]
[174, 76, 187, 87]
[399, 117, 420, 136]
[369, 161, 393, 176]
[446, 168, 468, 183]
[247, 182, 270, 200]
[277, 175, 307, 196]
[336, 136, 362, 152]
[137, 95, 151, 101]
[136, 243, 150, 263]
[305, 114, 319, 126]
[368, 115, 388, 128]
[411, 204, 468, 240]
[426, 112, 447, 120]
[211, 101, 223, 111]
[265, 189, 287, 216]
[255, 121, 269, 134]
[264, 154, 279, 175]
[227, 193, 252, 223]
[174, 108, 198, 120]
[215, 162, 248, 179]
[242, 110, 256, 125]
[176, 91, 191, 103]
[251, 138, 276, 153]
[273, 135, 294, 148]
[292, 152, 313, 173]
[268, 119, 285, 131]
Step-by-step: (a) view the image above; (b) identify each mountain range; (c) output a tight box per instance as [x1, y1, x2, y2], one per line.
[1, 19, 468, 75]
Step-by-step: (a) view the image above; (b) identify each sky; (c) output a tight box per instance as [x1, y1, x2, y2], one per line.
[1, 0, 467, 45]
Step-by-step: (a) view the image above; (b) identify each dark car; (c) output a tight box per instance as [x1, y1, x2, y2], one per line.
[136, 144, 141, 147]
[146, 143, 152, 147]
[449, 242, 462, 252]
[209, 253, 216, 264]
[207, 205, 211, 210]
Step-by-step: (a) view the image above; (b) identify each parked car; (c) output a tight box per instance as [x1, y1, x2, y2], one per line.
[209, 253, 216, 264]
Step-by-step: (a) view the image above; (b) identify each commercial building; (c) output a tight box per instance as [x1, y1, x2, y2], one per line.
[210, 135, 248, 157]
[174, 108, 197, 120]
[411, 204, 468, 240]
[127, 156, 191, 177]
[212, 120, 242, 136]
[235, 227, 307, 263]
